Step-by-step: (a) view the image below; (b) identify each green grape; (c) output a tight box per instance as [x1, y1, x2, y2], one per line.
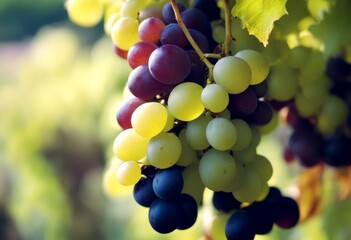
[167, 82, 205, 121]
[266, 64, 298, 101]
[300, 50, 326, 81]
[222, 160, 245, 192]
[259, 110, 279, 135]
[162, 108, 175, 132]
[111, 16, 141, 51]
[213, 56, 251, 94]
[235, 49, 270, 85]
[104, 13, 120, 36]
[113, 128, 149, 161]
[250, 125, 262, 147]
[209, 213, 231, 240]
[201, 83, 229, 113]
[232, 169, 262, 203]
[147, 132, 182, 169]
[256, 181, 270, 202]
[185, 115, 212, 150]
[232, 140, 257, 164]
[260, 39, 290, 65]
[116, 160, 141, 186]
[181, 162, 205, 205]
[212, 22, 225, 44]
[131, 102, 168, 138]
[120, 0, 150, 18]
[285, 46, 312, 69]
[199, 148, 236, 191]
[231, 119, 252, 151]
[294, 92, 321, 117]
[177, 129, 198, 167]
[246, 155, 273, 182]
[206, 117, 237, 151]
[218, 108, 231, 119]
[301, 77, 330, 104]
[65, 0, 104, 27]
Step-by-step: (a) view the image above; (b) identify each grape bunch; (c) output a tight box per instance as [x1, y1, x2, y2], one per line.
[66, 0, 300, 239]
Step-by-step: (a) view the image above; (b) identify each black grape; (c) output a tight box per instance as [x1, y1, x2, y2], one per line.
[152, 167, 184, 200]
[212, 191, 241, 212]
[133, 177, 158, 207]
[177, 194, 198, 230]
[274, 197, 300, 229]
[225, 210, 256, 240]
[148, 199, 181, 233]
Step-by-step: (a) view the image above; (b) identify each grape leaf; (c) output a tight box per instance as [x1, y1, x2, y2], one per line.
[231, 0, 288, 46]
[310, 0, 351, 58]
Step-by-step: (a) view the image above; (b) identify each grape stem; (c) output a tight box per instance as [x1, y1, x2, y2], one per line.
[223, 0, 232, 55]
[170, 0, 214, 83]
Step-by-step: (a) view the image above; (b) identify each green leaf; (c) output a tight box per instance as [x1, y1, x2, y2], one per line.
[310, 0, 351, 58]
[231, 0, 288, 46]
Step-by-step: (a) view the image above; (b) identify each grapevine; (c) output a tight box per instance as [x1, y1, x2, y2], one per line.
[64, 0, 351, 239]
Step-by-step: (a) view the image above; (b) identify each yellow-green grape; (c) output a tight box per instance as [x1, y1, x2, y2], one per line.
[232, 169, 262, 203]
[185, 115, 212, 150]
[102, 157, 131, 197]
[246, 155, 273, 182]
[113, 128, 149, 161]
[116, 160, 141, 186]
[301, 77, 330, 103]
[294, 92, 321, 117]
[232, 140, 257, 164]
[218, 108, 231, 119]
[120, 0, 150, 18]
[260, 39, 290, 65]
[285, 46, 312, 69]
[162, 108, 175, 132]
[266, 64, 298, 101]
[317, 95, 349, 134]
[181, 162, 205, 204]
[167, 82, 205, 121]
[66, 0, 104, 27]
[201, 83, 229, 113]
[213, 56, 251, 94]
[209, 213, 231, 240]
[222, 160, 245, 192]
[177, 129, 198, 167]
[111, 16, 141, 51]
[250, 126, 262, 147]
[259, 110, 279, 135]
[212, 22, 225, 44]
[147, 132, 182, 169]
[131, 102, 168, 138]
[235, 50, 270, 85]
[199, 148, 236, 191]
[231, 119, 252, 151]
[256, 182, 270, 202]
[206, 117, 237, 151]
[300, 50, 326, 81]
[104, 13, 120, 36]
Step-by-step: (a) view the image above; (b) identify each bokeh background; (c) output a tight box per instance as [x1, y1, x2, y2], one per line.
[1, 1, 351, 240]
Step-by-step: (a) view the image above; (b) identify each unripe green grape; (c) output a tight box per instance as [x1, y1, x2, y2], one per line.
[147, 132, 181, 169]
[231, 119, 252, 151]
[116, 160, 141, 186]
[294, 93, 321, 117]
[201, 83, 229, 113]
[222, 160, 245, 192]
[206, 117, 237, 151]
[177, 129, 198, 167]
[131, 102, 168, 138]
[213, 56, 251, 94]
[111, 16, 141, 51]
[300, 50, 326, 81]
[113, 129, 149, 161]
[266, 64, 298, 101]
[285, 46, 312, 69]
[235, 49, 270, 85]
[199, 148, 236, 191]
[168, 82, 205, 121]
[212, 23, 225, 44]
[246, 155, 273, 182]
[182, 162, 205, 205]
[232, 169, 262, 203]
[185, 115, 212, 150]
[218, 108, 231, 119]
[256, 182, 270, 202]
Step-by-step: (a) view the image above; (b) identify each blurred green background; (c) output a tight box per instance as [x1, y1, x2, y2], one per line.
[1, 1, 351, 240]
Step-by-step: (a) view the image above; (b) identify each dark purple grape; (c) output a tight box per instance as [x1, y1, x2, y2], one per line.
[152, 167, 184, 200]
[246, 101, 273, 125]
[228, 88, 258, 117]
[177, 194, 198, 230]
[148, 44, 191, 84]
[181, 8, 212, 38]
[212, 191, 241, 212]
[244, 202, 274, 235]
[127, 64, 175, 101]
[116, 97, 145, 129]
[187, 28, 210, 53]
[162, 2, 186, 24]
[133, 178, 158, 207]
[225, 210, 256, 240]
[160, 23, 188, 48]
[274, 197, 300, 229]
[326, 57, 351, 82]
[127, 41, 158, 69]
[148, 199, 181, 233]
[324, 132, 351, 167]
[250, 80, 268, 98]
[194, 0, 221, 21]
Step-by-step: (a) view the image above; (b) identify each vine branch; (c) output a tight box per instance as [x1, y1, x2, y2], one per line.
[170, 0, 214, 83]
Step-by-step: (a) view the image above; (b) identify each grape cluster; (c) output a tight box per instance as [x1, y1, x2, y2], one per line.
[66, 0, 300, 239]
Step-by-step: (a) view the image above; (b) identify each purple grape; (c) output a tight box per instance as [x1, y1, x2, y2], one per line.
[162, 2, 186, 24]
[127, 64, 175, 101]
[181, 8, 212, 39]
[152, 167, 184, 200]
[177, 194, 198, 230]
[160, 23, 188, 48]
[228, 88, 258, 117]
[225, 210, 256, 240]
[246, 101, 273, 125]
[148, 199, 181, 233]
[148, 44, 191, 84]
[133, 177, 159, 207]
[274, 197, 300, 229]
[187, 28, 210, 53]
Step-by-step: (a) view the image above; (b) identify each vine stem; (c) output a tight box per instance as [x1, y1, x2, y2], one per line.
[223, 0, 232, 55]
[170, 0, 214, 83]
